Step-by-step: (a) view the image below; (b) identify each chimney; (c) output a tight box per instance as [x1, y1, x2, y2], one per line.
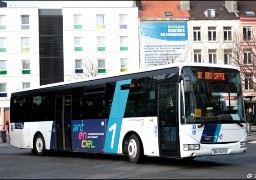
[0, 0, 7, 7]
[179, 0, 190, 11]
[225, 1, 238, 13]
[133, 0, 142, 11]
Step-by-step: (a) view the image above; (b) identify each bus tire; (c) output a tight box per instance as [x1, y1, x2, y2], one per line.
[127, 134, 143, 163]
[34, 134, 46, 156]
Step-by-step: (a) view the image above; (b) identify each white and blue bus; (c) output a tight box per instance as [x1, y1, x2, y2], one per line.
[9, 62, 247, 163]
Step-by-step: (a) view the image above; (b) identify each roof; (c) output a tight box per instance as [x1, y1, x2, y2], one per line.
[139, 1, 190, 20]
[189, 1, 237, 20]
[238, 1, 256, 18]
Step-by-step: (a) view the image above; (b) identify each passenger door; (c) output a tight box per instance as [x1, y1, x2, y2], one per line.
[158, 83, 178, 156]
[55, 94, 72, 151]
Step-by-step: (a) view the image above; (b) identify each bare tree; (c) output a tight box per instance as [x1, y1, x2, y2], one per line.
[66, 57, 98, 81]
[224, 30, 256, 92]
[66, 56, 117, 81]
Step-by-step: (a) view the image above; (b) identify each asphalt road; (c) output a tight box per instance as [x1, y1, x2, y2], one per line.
[0, 126, 255, 179]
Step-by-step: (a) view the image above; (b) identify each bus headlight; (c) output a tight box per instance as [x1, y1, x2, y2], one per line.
[183, 144, 200, 151]
[240, 142, 246, 148]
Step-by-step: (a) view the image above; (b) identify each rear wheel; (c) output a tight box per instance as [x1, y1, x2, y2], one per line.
[127, 134, 143, 163]
[34, 134, 46, 156]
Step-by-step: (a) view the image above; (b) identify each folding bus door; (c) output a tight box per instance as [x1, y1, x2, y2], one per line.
[55, 94, 72, 151]
[158, 83, 178, 156]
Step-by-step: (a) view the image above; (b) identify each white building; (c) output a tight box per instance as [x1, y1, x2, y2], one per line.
[0, 4, 140, 129]
[188, 1, 239, 65]
[62, 7, 140, 81]
[189, 19, 239, 65]
[0, 7, 40, 128]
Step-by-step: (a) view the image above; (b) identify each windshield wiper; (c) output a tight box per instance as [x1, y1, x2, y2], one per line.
[198, 121, 244, 128]
[198, 121, 208, 128]
[197, 118, 216, 128]
[236, 122, 243, 127]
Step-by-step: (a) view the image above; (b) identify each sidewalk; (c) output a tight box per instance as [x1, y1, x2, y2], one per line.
[247, 125, 256, 142]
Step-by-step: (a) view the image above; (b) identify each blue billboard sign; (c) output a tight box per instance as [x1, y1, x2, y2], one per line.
[141, 22, 188, 41]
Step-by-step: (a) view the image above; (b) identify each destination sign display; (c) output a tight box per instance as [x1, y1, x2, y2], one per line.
[197, 71, 226, 80]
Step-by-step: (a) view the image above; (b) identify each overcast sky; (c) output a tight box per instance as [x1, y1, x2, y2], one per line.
[6, 1, 133, 8]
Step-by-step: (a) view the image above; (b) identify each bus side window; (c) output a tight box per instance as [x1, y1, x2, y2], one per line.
[72, 88, 85, 120]
[11, 97, 32, 122]
[84, 94, 106, 119]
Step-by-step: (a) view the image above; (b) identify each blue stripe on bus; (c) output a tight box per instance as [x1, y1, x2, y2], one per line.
[213, 124, 221, 142]
[200, 124, 221, 143]
[104, 79, 131, 153]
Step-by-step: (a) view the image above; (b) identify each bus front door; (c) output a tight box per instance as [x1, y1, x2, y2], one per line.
[158, 83, 178, 156]
[55, 95, 72, 151]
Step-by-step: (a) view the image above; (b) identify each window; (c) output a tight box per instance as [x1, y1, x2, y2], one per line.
[74, 14, 82, 29]
[193, 27, 201, 41]
[21, 15, 29, 30]
[208, 49, 217, 64]
[31, 94, 55, 122]
[0, 83, 7, 97]
[0, 15, 6, 30]
[97, 36, 105, 51]
[124, 77, 158, 118]
[120, 36, 128, 51]
[0, 37, 6, 52]
[75, 59, 83, 73]
[98, 59, 106, 73]
[245, 73, 253, 90]
[22, 60, 30, 74]
[193, 50, 202, 63]
[74, 37, 83, 51]
[243, 27, 252, 41]
[96, 15, 105, 29]
[11, 96, 32, 123]
[245, 11, 255, 16]
[244, 50, 252, 64]
[223, 27, 232, 41]
[208, 27, 216, 41]
[224, 50, 232, 65]
[22, 82, 30, 89]
[21, 37, 30, 52]
[120, 58, 128, 72]
[0, 60, 7, 75]
[119, 14, 128, 29]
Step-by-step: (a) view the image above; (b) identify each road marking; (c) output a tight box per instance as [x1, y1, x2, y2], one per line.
[248, 140, 256, 144]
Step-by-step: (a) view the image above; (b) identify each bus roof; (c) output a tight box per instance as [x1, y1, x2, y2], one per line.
[12, 62, 240, 94]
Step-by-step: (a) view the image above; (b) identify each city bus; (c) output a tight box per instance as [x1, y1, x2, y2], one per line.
[9, 62, 247, 163]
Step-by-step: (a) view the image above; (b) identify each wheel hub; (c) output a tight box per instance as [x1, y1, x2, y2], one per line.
[128, 139, 137, 159]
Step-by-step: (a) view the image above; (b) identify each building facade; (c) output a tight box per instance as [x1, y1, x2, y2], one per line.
[0, 5, 140, 128]
[62, 7, 139, 81]
[237, 1, 256, 111]
[0, 7, 40, 128]
[139, 1, 190, 68]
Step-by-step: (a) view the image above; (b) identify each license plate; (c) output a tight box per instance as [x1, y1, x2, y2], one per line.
[212, 148, 228, 155]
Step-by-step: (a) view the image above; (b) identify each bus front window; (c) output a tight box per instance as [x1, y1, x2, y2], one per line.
[182, 66, 245, 125]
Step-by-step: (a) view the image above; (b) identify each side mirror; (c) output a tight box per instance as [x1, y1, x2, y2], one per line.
[183, 74, 191, 93]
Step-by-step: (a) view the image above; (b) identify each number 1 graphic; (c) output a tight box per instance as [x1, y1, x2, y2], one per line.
[109, 123, 116, 149]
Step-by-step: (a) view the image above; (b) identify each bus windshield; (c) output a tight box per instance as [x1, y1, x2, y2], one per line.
[182, 66, 245, 125]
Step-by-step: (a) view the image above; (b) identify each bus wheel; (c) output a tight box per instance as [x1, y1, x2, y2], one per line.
[127, 134, 143, 163]
[34, 134, 45, 156]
